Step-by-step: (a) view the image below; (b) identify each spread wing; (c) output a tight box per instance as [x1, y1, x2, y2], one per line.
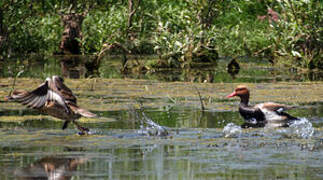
[254, 102, 298, 123]
[7, 81, 69, 112]
[53, 77, 77, 104]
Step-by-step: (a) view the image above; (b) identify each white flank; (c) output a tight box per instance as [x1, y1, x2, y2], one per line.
[48, 90, 66, 107]
[256, 103, 284, 122]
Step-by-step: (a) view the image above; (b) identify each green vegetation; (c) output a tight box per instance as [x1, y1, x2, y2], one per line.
[0, 0, 322, 69]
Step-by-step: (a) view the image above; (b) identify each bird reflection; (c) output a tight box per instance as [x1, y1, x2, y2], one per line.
[15, 156, 87, 180]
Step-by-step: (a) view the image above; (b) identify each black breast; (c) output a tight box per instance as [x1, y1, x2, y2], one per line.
[239, 105, 266, 128]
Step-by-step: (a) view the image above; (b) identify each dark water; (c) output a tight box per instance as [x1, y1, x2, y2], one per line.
[1, 55, 322, 82]
[0, 56, 322, 179]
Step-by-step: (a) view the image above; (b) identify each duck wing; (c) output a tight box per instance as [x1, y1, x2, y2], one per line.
[239, 104, 266, 122]
[52, 77, 77, 104]
[52, 77, 96, 117]
[255, 102, 298, 122]
[7, 81, 69, 112]
[255, 102, 294, 112]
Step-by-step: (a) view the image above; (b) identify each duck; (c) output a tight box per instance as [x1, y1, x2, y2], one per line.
[4, 76, 96, 135]
[226, 85, 299, 128]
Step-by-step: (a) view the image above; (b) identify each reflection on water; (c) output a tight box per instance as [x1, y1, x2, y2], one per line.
[14, 156, 87, 180]
[227, 58, 240, 79]
[0, 104, 322, 179]
[60, 56, 86, 79]
[0, 127, 323, 179]
[1, 55, 322, 82]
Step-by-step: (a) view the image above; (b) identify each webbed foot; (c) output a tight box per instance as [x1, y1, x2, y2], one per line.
[73, 121, 90, 135]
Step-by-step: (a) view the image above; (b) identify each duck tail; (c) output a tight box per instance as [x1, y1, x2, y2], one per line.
[282, 112, 300, 127]
[282, 112, 299, 121]
[68, 103, 97, 118]
[77, 108, 97, 118]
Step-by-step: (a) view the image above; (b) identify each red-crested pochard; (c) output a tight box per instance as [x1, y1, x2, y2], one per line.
[5, 76, 96, 135]
[227, 85, 299, 128]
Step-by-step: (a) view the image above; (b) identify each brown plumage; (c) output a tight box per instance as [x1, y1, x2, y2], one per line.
[227, 85, 299, 128]
[5, 76, 96, 135]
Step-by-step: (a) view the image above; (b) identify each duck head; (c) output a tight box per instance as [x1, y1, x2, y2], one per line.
[45, 76, 65, 91]
[45, 77, 51, 81]
[227, 85, 250, 104]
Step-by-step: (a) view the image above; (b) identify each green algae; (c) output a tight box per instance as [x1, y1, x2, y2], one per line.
[0, 79, 321, 134]
[0, 115, 58, 123]
[1, 78, 322, 112]
[0, 115, 115, 124]
[0, 77, 322, 179]
[79, 117, 116, 123]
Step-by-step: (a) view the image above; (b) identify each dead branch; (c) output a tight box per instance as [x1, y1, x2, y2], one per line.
[194, 86, 205, 111]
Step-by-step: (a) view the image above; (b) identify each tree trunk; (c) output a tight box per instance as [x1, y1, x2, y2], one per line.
[59, 13, 85, 55]
[127, 0, 140, 40]
[59, 12, 87, 78]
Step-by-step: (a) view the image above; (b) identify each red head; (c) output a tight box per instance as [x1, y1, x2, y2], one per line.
[226, 85, 250, 98]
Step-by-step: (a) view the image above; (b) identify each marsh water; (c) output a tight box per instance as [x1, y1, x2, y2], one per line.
[0, 56, 323, 179]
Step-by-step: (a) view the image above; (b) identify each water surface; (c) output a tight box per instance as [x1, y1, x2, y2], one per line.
[0, 56, 322, 179]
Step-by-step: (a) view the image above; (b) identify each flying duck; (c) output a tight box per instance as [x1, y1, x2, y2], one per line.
[227, 85, 299, 128]
[5, 76, 96, 135]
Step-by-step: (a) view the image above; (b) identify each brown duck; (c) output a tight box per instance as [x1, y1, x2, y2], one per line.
[5, 76, 96, 135]
[227, 85, 299, 128]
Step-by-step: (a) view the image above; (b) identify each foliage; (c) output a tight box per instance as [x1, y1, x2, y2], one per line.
[0, 0, 322, 69]
[268, 0, 323, 69]
[152, 1, 219, 68]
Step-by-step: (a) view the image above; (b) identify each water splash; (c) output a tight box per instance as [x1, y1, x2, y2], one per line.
[277, 118, 314, 139]
[288, 118, 314, 139]
[137, 112, 169, 137]
[86, 129, 102, 135]
[223, 123, 242, 138]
